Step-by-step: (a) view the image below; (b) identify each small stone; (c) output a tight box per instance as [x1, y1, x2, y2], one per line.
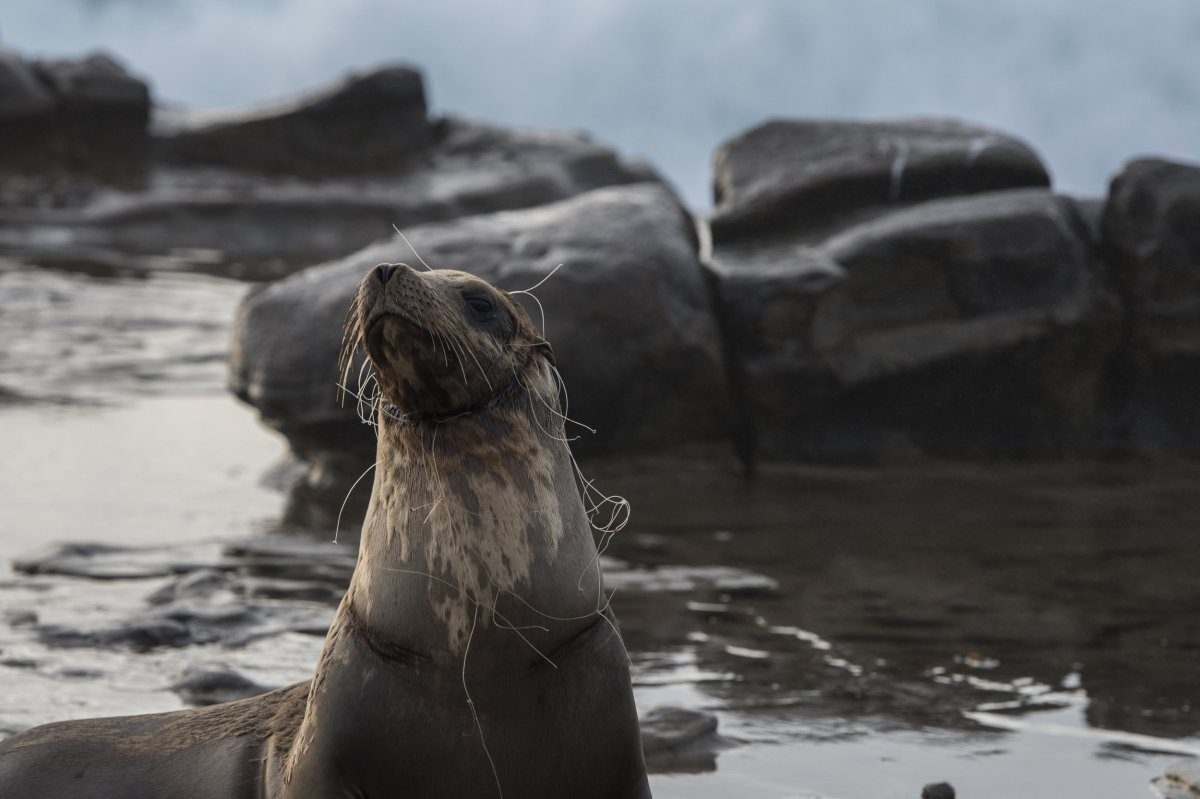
[1153, 759, 1200, 799]
[922, 782, 956, 799]
[171, 664, 271, 706]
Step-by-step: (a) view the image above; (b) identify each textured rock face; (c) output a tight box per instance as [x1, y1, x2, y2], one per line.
[0, 49, 150, 175]
[704, 115, 1125, 464]
[230, 183, 729, 476]
[154, 66, 432, 175]
[711, 118, 1050, 241]
[709, 189, 1118, 462]
[1102, 158, 1200, 455]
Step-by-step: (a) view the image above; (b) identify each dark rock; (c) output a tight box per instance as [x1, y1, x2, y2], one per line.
[0, 49, 55, 118]
[2, 116, 656, 279]
[146, 569, 230, 605]
[709, 189, 1120, 462]
[640, 706, 724, 774]
[154, 66, 431, 176]
[36, 600, 333, 652]
[171, 663, 271, 706]
[230, 183, 729, 512]
[711, 118, 1050, 241]
[640, 706, 719, 754]
[3, 610, 37, 628]
[1102, 158, 1200, 455]
[19, 51, 150, 175]
[921, 782, 956, 799]
[13, 542, 179, 580]
[39, 616, 194, 649]
[1153, 759, 1200, 799]
[220, 538, 357, 585]
[34, 53, 150, 108]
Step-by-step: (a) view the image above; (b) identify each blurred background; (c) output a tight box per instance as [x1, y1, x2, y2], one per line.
[1, 2, 1199, 798]
[7, 0, 1200, 207]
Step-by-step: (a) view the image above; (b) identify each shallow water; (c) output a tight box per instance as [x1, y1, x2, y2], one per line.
[1, 263, 1197, 798]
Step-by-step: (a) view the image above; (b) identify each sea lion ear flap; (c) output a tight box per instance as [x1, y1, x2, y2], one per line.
[534, 340, 556, 367]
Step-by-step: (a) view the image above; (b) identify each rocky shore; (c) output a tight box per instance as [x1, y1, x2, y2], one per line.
[3, 47, 1199, 501]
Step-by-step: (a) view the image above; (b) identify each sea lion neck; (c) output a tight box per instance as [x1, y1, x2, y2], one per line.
[344, 393, 606, 667]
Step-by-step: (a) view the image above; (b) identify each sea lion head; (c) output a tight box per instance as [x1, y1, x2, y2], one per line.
[342, 263, 554, 420]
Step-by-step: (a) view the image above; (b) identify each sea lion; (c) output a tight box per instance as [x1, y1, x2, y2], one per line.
[0, 263, 651, 798]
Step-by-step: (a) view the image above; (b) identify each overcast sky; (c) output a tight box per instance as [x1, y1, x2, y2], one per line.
[7, 0, 1199, 207]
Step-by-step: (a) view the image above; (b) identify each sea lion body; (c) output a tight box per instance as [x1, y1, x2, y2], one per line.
[0, 264, 651, 798]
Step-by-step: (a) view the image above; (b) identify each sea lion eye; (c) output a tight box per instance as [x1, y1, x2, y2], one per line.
[463, 292, 495, 319]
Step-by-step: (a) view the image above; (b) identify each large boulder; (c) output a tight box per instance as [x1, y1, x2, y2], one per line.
[710, 118, 1050, 242]
[0, 49, 55, 118]
[0, 50, 149, 175]
[154, 66, 433, 176]
[230, 183, 729, 518]
[1102, 158, 1200, 454]
[708, 189, 1119, 462]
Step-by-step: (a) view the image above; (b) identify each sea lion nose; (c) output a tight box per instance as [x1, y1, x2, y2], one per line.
[375, 263, 398, 285]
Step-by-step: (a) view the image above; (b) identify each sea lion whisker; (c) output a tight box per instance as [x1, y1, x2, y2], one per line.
[392, 225, 434, 272]
[520, 262, 563, 294]
[509, 287, 547, 337]
[461, 603, 505, 799]
[333, 461, 379, 544]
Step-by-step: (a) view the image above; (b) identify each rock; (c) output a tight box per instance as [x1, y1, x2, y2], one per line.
[171, 663, 272, 706]
[1153, 759, 1200, 799]
[154, 66, 432, 176]
[2, 116, 656, 279]
[1102, 158, 1200, 455]
[34, 53, 150, 108]
[921, 782, 956, 799]
[0, 49, 55, 118]
[711, 118, 1050, 241]
[639, 706, 724, 774]
[145, 569, 230, 605]
[639, 706, 720, 754]
[708, 189, 1119, 462]
[230, 183, 730, 512]
[36, 600, 332, 652]
[13, 542, 180, 580]
[3, 610, 37, 628]
[0, 50, 149, 176]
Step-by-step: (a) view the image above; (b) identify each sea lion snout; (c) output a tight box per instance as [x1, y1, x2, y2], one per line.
[342, 266, 555, 421]
[374, 262, 401, 285]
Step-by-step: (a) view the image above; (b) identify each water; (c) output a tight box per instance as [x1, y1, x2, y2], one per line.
[0, 260, 1197, 797]
[4, 1, 1200, 207]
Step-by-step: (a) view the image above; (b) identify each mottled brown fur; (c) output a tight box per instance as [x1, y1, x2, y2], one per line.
[0, 263, 649, 799]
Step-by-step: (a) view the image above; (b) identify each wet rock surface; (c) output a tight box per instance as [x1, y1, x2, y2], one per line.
[710, 189, 1119, 462]
[0, 49, 150, 177]
[1102, 158, 1200, 456]
[230, 182, 729, 514]
[710, 118, 1050, 241]
[170, 663, 271, 706]
[154, 66, 432, 176]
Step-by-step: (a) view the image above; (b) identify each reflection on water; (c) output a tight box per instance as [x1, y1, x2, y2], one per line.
[0, 263, 1197, 798]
